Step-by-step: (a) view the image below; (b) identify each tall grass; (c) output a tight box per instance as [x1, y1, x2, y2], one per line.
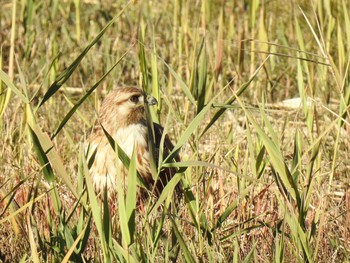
[1, 0, 349, 262]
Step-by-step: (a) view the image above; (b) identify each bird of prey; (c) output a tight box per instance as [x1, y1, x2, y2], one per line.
[86, 86, 179, 199]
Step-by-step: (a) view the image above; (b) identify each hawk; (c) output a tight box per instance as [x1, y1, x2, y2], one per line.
[86, 86, 179, 199]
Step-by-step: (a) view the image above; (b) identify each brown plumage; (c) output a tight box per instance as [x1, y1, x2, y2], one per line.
[86, 87, 179, 199]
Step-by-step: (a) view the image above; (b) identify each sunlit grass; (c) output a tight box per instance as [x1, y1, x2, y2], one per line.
[1, 0, 350, 262]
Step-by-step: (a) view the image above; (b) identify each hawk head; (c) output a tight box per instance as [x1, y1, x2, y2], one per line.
[98, 87, 157, 133]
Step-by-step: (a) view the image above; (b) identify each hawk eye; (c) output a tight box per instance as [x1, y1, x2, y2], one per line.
[129, 95, 139, 103]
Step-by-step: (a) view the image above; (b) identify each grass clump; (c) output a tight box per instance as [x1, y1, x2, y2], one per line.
[1, 0, 350, 262]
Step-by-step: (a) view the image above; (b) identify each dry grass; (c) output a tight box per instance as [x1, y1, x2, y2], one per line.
[1, 0, 350, 262]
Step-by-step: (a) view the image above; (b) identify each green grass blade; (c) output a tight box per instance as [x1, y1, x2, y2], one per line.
[274, 221, 285, 263]
[27, 124, 55, 183]
[285, 210, 313, 262]
[303, 140, 320, 216]
[102, 187, 112, 248]
[51, 50, 129, 139]
[162, 160, 236, 175]
[200, 55, 270, 138]
[233, 239, 239, 263]
[0, 69, 28, 103]
[298, 6, 326, 57]
[125, 148, 137, 244]
[61, 221, 89, 263]
[112, 239, 137, 263]
[242, 241, 257, 263]
[291, 130, 302, 179]
[27, 216, 40, 263]
[194, 38, 207, 113]
[116, 147, 131, 247]
[162, 59, 196, 105]
[0, 191, 45, 224]
[235, 95, 300, 204]
[148, 173, 181, 214]
[99, 124, 147, 189]
[38, 3, 130, 108]
[151, 35, 161, 123]
[214, 185, 252, 230]
[27, 121, 78, 198]
[170, 217, 196, 263]
[343, 0, 350, 47]
[83, 148, 110, 261]
[138, 20, 149, 91]
[163, 100, 212, 163]
[144, 102, 158, 180]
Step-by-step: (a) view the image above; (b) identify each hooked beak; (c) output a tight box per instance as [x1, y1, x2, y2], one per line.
[146, 95, 158, 106]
